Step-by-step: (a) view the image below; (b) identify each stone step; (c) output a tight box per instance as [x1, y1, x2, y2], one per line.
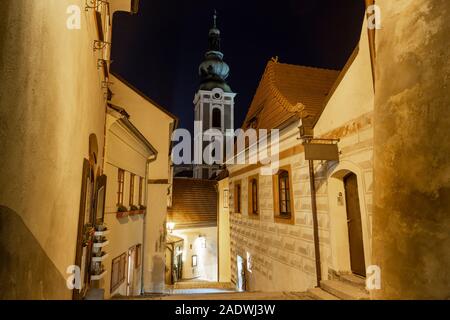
[320, 280, 370, 300]
[338, 274, 367, 289]
[307, 287, 340, 300]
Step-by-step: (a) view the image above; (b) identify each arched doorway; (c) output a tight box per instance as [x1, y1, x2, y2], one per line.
[343, 173, 366, 276]
[327, 162, 370, 278]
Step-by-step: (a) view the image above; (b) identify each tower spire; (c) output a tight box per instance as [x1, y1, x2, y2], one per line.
[213, 9, 217, 28]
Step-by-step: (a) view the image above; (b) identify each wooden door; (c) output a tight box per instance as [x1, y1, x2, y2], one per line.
[344, 173, 366, 277]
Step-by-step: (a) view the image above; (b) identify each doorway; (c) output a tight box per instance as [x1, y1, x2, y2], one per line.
[236, 255, 246, 292]
[126, 246, 136, 296]
[344, 173, 366, 276]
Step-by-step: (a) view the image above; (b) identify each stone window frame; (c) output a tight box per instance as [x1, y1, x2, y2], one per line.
[272, 165, 295, 224]
[247, 174, 260, 218]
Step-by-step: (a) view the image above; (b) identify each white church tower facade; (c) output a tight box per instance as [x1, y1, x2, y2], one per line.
[193, 11, 236, 179]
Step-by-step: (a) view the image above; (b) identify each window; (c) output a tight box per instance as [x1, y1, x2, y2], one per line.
[192, 255, 198, 267]
[129, 173, 135, 206]
[111, 253, 126, 293]
[278, 171, 291, 216]
[223, 189, 229, 208]
[234, 181, 242, 213]
[248, 175, 259, 216]
[117, 169, 125, 206]
[212, 108, 221, 128]
[135, 244, 142, 268]
[272, 166, 294, 223]
[138, 177, 144, 206]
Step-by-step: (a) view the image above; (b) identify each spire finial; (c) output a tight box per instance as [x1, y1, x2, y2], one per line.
[213, 9, 217, 28]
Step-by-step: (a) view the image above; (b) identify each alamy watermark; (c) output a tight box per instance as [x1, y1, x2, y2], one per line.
[171, 121, 280, 175]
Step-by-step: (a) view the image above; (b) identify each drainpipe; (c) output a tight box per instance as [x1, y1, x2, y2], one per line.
[308, 159, 322, 287]
[141, 154, 157, 295]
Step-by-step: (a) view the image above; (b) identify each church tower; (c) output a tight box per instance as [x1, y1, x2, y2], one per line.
[193, 11, 236, 179]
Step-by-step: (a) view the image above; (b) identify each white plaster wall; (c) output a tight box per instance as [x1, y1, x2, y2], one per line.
[102, 115, 150, 298]
[173, 227, 218, 282]
[108, 75, 177, 293]
[314, 18, 374, 136]
[218, 178, 231, 282]
[109, 74, 175, 180]
[144, 184, 169, 292]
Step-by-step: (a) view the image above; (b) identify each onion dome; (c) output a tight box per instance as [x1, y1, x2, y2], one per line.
[198, 10, 232, 93]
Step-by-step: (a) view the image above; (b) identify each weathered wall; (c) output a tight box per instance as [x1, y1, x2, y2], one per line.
[0, 0, 107, 299]
[173, 227, 218, 281]
[218, 178, 231, 282]
[373, 0, 450, 299]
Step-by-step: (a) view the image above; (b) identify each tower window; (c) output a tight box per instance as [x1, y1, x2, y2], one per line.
[212, 108, 221, 128]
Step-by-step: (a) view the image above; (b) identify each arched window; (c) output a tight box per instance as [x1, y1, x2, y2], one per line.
[212, 108, 221, 128]
[278, 170, 291, 216]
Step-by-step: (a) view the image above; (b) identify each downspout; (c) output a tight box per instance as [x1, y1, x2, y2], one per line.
[298, 109, 322, 288]
[141, 154, 157, 295]
[308, 158, 322, 287]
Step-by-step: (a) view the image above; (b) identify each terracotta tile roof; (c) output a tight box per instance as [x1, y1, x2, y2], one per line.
[167, 178, 217, 229]
[242, 60, 340, 130]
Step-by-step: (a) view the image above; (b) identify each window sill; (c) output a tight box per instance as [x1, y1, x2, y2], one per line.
[116, 210, 145, 219]
[274, 215, 295, 225]
[248, 213, 260, 219]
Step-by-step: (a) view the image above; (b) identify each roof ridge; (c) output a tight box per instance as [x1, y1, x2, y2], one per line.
[269, 60, 341, 73]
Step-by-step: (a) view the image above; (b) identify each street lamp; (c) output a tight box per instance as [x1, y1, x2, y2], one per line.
[166, 222, 175, 234]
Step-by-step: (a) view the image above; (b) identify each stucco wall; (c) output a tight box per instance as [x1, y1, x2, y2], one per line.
[108, 75, 176, 294]
[373, 0, 450, 299]
[101, 116, 150, 299]
[144, 184, 169, 293]
[218, 178, 231, 282]
[228, 19, 374, 292]
[0, 0, 108, 299]
[173, 227, 218, 281]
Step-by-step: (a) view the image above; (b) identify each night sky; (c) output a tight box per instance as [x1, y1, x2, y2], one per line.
[111, 0, 366, 133]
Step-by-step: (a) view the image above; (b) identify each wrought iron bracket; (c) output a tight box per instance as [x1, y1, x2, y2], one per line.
[101, 81, 113, 89]
[85, 0, 109, 11]
[97, 59, 112, 70]
[93, 40, 111, 52]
